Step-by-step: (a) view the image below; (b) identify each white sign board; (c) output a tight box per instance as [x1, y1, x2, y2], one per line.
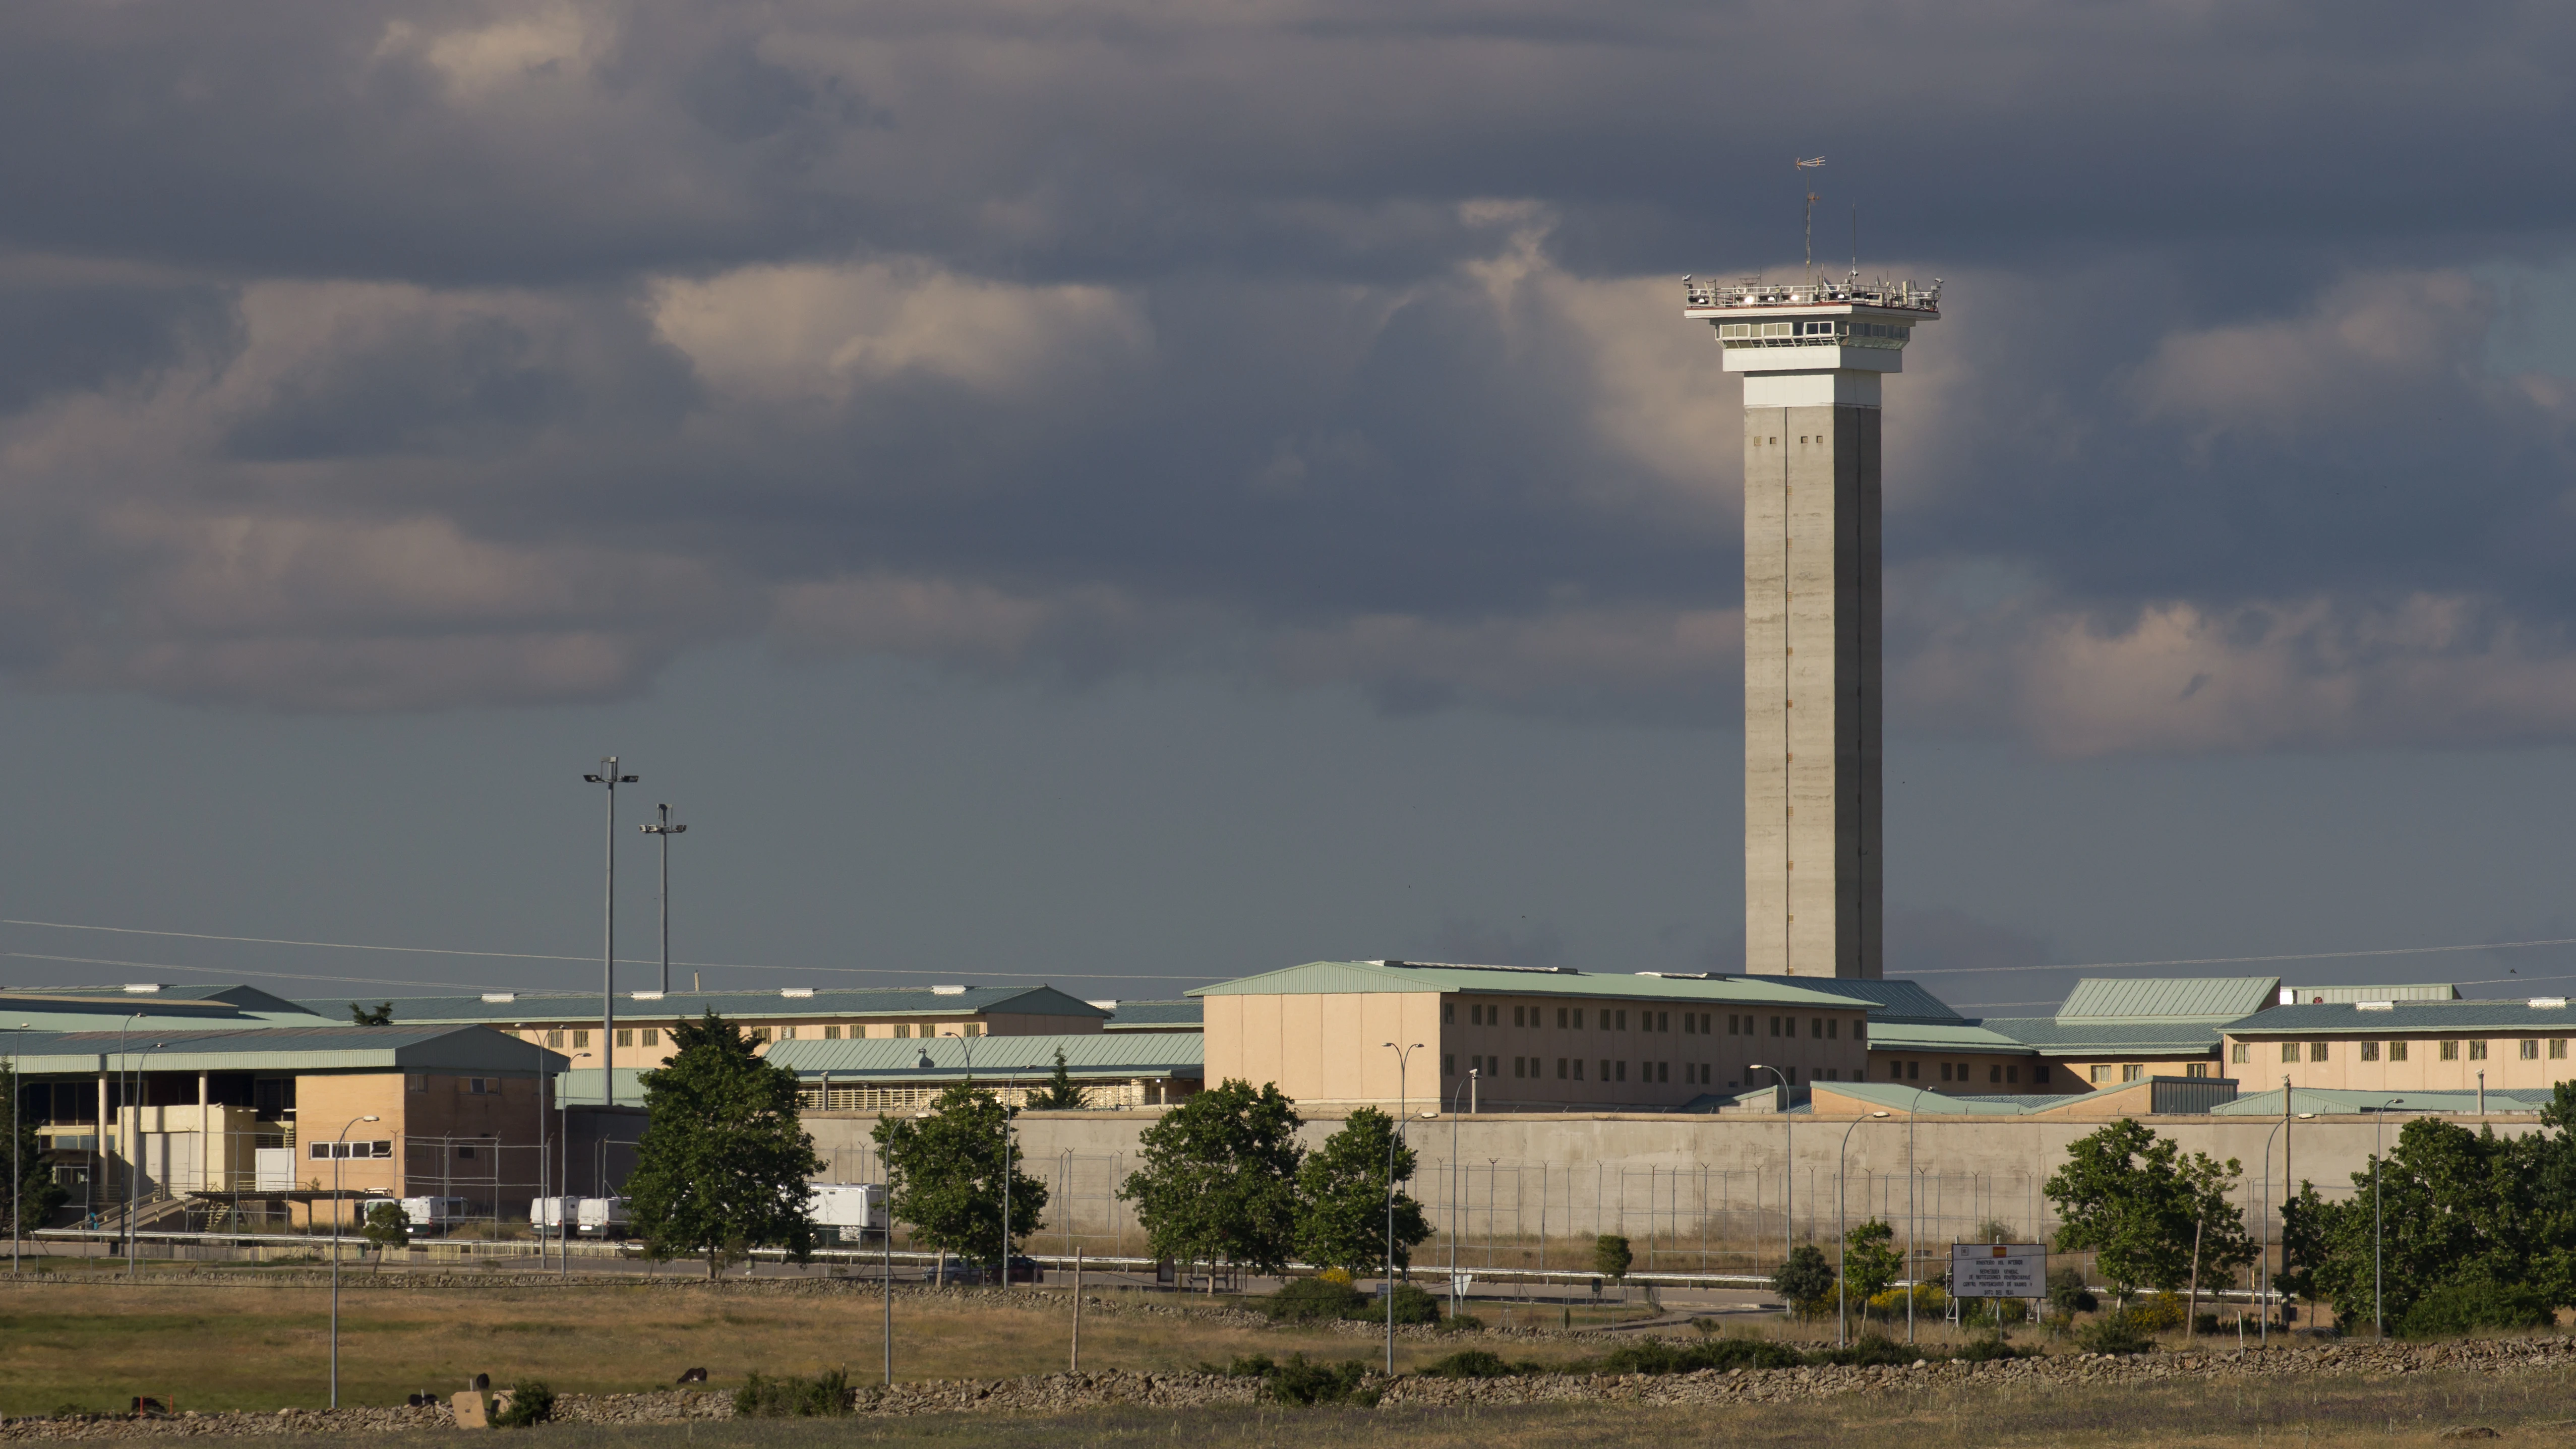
[1948, 1242, 2046, 1298]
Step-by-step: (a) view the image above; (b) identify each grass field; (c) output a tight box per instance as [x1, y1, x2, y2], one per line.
[0, 1274, 1637, 1416]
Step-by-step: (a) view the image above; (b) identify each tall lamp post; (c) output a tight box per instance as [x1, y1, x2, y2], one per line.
[329, 1113, 382, 1409]
[1380, 1041, 1423, 1376]
[7, 1021, 29, 1279]
[2374, 1096, 2404, 1338]
[1835, 1110, 1890, 1348]
[637, 804, 687, 996]
[1749, 1064, 1792, 1315]
[924, 1033, 1012, 1286]
[2256, 1107, 2314, 1346]
[1448, 1069, 1476, 1317]
[581, 757, 639, 1105]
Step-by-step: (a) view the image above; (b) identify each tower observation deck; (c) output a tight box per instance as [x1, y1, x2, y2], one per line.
[1684, 272, 1940, 979]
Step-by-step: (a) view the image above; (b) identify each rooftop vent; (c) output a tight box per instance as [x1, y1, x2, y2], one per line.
[930, 985, 968, 996]
[1635, 972, 1725, 981]
[1380, 960, 1580, 975]
[121, 983, 164, 994]
[631, 991, 665, 1001]
[2355, 1001, 2394, 1011]
[481, 993, 516, 1003]
[780, 988, 814, 999]
[1088, 1000, 1119, 1010]
[2534, 997, 2568, 1009]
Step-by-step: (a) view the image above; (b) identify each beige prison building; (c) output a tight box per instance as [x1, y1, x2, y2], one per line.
[2226, 997, 2576, 1095]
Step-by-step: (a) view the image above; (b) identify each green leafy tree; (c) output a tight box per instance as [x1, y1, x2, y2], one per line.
[1293, 1108, 1432, 1276]
[1120, 1079, 1304, 1288]
[872, 1083, 1051, 1272]
[1592, 1234, 1633, 1283]
[347, 1002, 393, 1026]
[2282, 1110, 2559, 1330]
[1840, 1219, 1903, 1307]
[1771, 1243, 1836, 1315]
[2044, 1120, 2253, 1301]
[1022, 1050, 1090, 1111]
[361, 1200, 410, 1268]
[626, 1011, 825, 1278]
[4, 1061, 66, 1233]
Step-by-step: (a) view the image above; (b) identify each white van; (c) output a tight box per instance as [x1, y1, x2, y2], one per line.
[575, 1196, 632, 1238]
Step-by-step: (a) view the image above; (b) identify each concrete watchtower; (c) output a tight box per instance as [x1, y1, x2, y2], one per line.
[1683, 271, 1940, 978]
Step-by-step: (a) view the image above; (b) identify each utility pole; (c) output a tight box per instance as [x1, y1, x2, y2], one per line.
[638, 804, 687, 996]
[581, 758, 638, 1105]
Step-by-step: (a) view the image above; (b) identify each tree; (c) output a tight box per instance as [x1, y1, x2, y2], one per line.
[3, 1061, 66, 1233]
[2044, 1120, 2252, 1302]
[361, 1199, 410, 1269]
[626, 1011, 825, 1278]
[1772, 1243, 1835, 1315]
[347, 1002, 393, 1026]
[2282, 1112, 2557, 1330]
[1841, 1219, 1903, 1307]
[1592, 1234, 1633, 1283]
[1022, 1050, 1089, 1112]
[1120, 1079, 1303, 1289]
[873, 1083, 1051, 1273]
[1294, 1108, 1431, 1277]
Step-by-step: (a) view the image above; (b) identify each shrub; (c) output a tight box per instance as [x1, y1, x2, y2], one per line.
[1814, 1334, 1920, 1368]
[1955, 1334, 2022, 1363]
[1959, 1297, 2027, 1327]
[1436, 1312, 1484, 1333]
[1384, 1282, 1443, 1325]
[2046, 1267, 2098, 1319]
[2074, 1311, 2156, 1356]
[1202, 1354, 1275, 1377]
[1265, 1277, 1368, 1322]
[2123, 1293, 2185, 1333]
[1867, 1283, 1949, 1318]
[1316, 1266, 1354, 1287]
[1771, 1244, 1837, 1316]
[2395, 1281, 2556, 1339]
[1417, 1349, 1517, 1379]
[1593, 1234, 1633, 1282]
[493, 1381, 557, 1427]
[1599, 1335, 1805, 1376]
[732, 1370, 851, 1418]
[1263, 1354, 1378, 1407]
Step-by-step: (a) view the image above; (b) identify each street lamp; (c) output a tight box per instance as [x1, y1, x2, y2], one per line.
[2374, 1096, 2404, 1338]
[1748, 1064, 1791, 1315]
[1836, 1110, 1890, 1348]
[330, 1113, 382, 1409]
[581, 757, 640, 1105]
[924, 1034, 1013, 1287]
[2256, 1108, 2314, 1346]
[637, 804, 688, 996]
[6, 1021, 29, 1279]
[1449, 1069, 1476, 1317]
[1381, 1041, 1423, 1376]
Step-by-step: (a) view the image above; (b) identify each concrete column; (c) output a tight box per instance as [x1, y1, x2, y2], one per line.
[1744, 397, 1882, 978]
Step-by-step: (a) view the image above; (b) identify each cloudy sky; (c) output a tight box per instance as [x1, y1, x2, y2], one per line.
[4, 1, 2575, 1012]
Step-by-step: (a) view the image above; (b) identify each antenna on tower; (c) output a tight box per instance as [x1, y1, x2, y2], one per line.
[1850, 202, 1859, 279]
[1794, 156, 1826, 278]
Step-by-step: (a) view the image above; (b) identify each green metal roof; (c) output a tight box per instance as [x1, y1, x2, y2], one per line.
[766, 1033, 1202, 1080]
[1102, 999, 1202, 1030]
[1191, 960, 1871, 1010]
[6, 1025, 567, 1076]
[1768, 978, 1966, 1023]
[294, 985, 1110, 1027]
[0, 987, 323, 1034]
[1977, 1017, 2228, 1056]
[2055, 977, 2281, 1022]
[1863, 1020, 2037, 1054]
[2225, 1000, 2576, 1036]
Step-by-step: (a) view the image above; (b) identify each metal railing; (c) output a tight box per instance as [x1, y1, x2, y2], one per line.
[1684, 275, 1941, 313]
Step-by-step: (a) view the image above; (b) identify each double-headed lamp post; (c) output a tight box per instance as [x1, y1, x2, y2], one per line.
[581, 757, 639, 1105]
[1449, 1068, 1476, 1316]
[2256, 1107, 2313, 1345]
[1381, 1041, 1423, 1376]
[637, 804, 688, 997]
[330, 1113, 382, 1409]
[1749, 1064, 1792, 1314]
[2375, 1096, 2405, 1337]
[1836, 1110, 1891, 1348]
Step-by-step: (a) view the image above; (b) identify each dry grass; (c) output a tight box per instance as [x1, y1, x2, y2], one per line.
[0, 1278, 1609, 1415]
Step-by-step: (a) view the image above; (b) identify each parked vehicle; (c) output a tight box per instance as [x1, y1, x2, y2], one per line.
[529, 1196, 580, 1232]
[575, 1196, 632, 1238]
[805, 1183, 888, 1245]
[397, 1196, 471, 1233]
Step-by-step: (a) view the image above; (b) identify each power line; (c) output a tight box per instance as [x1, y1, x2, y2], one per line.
[1903, 935, 2576, 978]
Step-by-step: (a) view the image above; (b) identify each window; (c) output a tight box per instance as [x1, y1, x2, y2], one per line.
[2522, 1040, 2540, 1061]
[1940, 1063, 1953, 1082]
[1683, 1013, 1695, 1035]
[1573, 1009, 1584, 1029]
[1907, 1060, 1921, 1080]
[1889, 1061, 1903, 1079]
[1854, 1021, 1866, 1044]
[2122, 1064, 2144, 1083]
[406, 1074, 427, 1093]
[780, 1026, 799, 1041]
[1811, 1018, 1824, 1039]
[2360, 1041, 2379, 1062]
[1443, 1054, 1455, 1077]
[964, 1023, 984, 1037]
[1615, 1061, 1627, 1082]
[1826, 1019, 1838, 1040]
[1616, 1011, 1628, 1031]
[1728, 1014, 1741, 1036]
[1557, 1058, 1568, 1079]
[2440, 1040, 2460, 1060]
[2390, 1040, 2408, 1061]
[2033, 1065, 2049, 1085]
[1575, 1060, 1585, 1080]
[824, 1025, 842, 1041]
[1987, 1064, 2000, 1084]
[2309, 1042, 2329, 1063]
[2184, 1063, 2208, 1078]
[2281, 1042, 2299, 1063]
[1513, 1006, 1525, 1028]
[1443, 1003, 1455, 1024]
[545, 1030, 564, 1048]
[1770, 1016, 1782, 1037]
[458, 1144, 476, 1159]
[642, 1028, 659, 1047]
[2007, 1066, 2020, 1084]
[1657, 1062, 1669, 1083]
[2553, 1040, 2568, 1060]
[1557, 1008, 1569, 1029]
[571, 1030, 589, 1049]
[1469, 1004, 1482, 1025]
[2468, 1040, 2488, 1061]
[616, 1029, 633, 1048]
[467, 1077, 491, 1095]
[1657, 1012, 1669, 1033]
[2090, 1065, 2111, 1084]
[309, 1141, 392, 1160]
[2231, 1043, 2249, 1064]
[752, 1026, 772, 1044]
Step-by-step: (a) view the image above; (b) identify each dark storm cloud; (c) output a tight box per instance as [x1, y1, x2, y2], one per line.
[1, 1, 2573, 742]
